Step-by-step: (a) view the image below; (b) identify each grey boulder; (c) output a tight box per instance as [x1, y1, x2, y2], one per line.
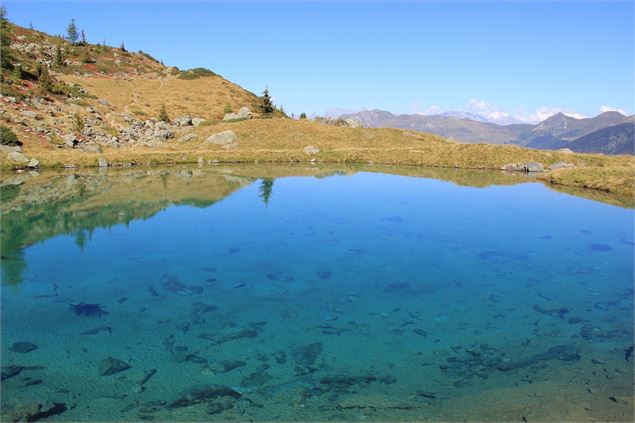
[206, 131, 238, 149]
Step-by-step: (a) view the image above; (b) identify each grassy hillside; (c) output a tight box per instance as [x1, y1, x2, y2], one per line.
[58, 73, 261, 122]
[1, 21, 633, 204]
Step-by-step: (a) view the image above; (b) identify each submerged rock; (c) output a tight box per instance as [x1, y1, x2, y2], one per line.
[99, 357, 132, 376]
[10, 342, 38, 354]
[292, 342, 323, 367]
[1, 401, 67, 422]
[70, 303, 108, 317]
[1, 365, 45, 381]
[168, 384, 241, 408]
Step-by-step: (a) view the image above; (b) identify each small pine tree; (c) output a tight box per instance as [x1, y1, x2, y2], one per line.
[29, 22, 33, 30]
[158, 104, 169, 122]
[38, 65, 53, 94]
[55, 44, 64, 66]
[11, 64, 21, 81]
[261, 86, 274, 115]
[299, 112, 307, 119]
[66, 19, 79, 45]
[120, 41, 126, 52]
[73, 113, 84, 132]
[224, 105, 233, 114]
[80, 29, 87, 45]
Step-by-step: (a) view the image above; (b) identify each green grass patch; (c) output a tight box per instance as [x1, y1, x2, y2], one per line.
[178, 67, 216, 80]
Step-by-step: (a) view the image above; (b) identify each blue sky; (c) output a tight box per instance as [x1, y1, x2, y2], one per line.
[5, 1, 634, 122]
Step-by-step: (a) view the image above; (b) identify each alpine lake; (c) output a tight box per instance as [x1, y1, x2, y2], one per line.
[1, 163, 633, 421]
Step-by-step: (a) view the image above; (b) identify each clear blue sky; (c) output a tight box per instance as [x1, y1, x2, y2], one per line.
[5, 1, 634, 121]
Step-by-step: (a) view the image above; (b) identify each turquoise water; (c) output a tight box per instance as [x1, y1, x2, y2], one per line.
[1, 166, 633, 421]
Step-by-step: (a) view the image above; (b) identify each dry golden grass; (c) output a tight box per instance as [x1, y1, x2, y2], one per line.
[58, 74, 260, 121]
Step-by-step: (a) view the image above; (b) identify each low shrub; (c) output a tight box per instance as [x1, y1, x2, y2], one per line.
[0, 125, 22, 146]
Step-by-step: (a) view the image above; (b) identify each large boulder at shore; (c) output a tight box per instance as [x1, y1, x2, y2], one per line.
[7, 151, 29, 164]
[550, 161, 575, 170]
[303, 146, 320, 155]
[206, 131, 238, 149]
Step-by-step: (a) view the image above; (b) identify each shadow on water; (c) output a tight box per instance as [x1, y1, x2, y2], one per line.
[0, 163, 631, 287]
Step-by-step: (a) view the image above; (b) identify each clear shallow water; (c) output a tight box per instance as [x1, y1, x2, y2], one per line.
[1, 166, 633, 421]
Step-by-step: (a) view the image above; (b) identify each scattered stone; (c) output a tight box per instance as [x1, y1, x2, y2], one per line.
[550, 161, 575, 170]
[223, 107, 253, 121]
[64, 134, 78, 148]
[10, 342, 38, 354]
[97, 98, 110, 106]
[526, 162, 545, 172]
[82, 326, 112, 336]
[178, 133, 197, 142]
[498, 345, 580, 371]
[174, 115, 193, 126]
[192, 302, 217, 314]
[206, 131, 238, 149]
[1, 365, 45, 381]
[218, 359, 246, 373]
[27, 158, 39, 168]
[98, 157, 108, 167]
[21, 110, 37, 119]
[320, 374, 396, 392]
[99, 357, 132, 376]
[206, 397, 235, 415]
[533, 304, 569, 319]
[314, 117, 362, 128]
[192, 118, 205, 126]
[160, 274, 203, 295]
[580, 325, 631, 342]
[168, 384, 241, 408]
[558, 148, 574, 153]
[70, 303, 108, 317]
[199, 328, 259, 345]
[1, 401, 67, 422]
[303, 145, 320, 155]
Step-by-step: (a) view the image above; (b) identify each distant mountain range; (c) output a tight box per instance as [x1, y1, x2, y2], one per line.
[338, 110, 634, 155]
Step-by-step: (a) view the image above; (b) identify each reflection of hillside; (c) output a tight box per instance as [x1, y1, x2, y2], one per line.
[1, 163, 630, 286]
[0, 168, 254, 285]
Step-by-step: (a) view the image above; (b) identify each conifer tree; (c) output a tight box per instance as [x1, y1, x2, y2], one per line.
[80, 29, 87, 45]
[261, 86, 274, 115]
[299, 112, 307, 119]
[158, 104, 169, 122]
[55, 44, 64, 66]
[120, 41, 126, 52]
[66, 19, 79, 45]
[38, 65, 53, 94]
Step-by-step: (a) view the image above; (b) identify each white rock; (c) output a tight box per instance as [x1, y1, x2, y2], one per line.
[206, 131, 238, 149]
[303, 146, 320, 155]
